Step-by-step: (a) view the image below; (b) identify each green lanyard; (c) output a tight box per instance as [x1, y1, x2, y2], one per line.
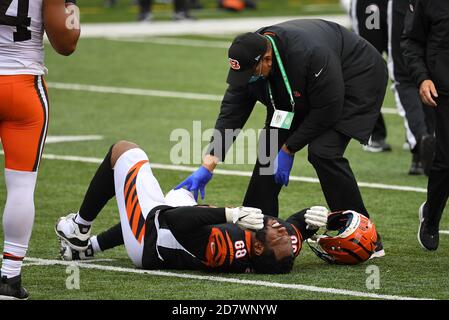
[265, 35, 295, 112]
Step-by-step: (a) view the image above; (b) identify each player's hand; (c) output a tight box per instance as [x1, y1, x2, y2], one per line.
[304, 206, 329, 229]
[274, 147, 294, 186]
[225, 207, 264, 230]
[175, 166, 213, 201]
[419, 79, 438, 107]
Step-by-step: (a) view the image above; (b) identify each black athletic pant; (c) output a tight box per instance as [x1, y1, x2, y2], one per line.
[426, 98, 449, 226]
[388, 0, 434, 151]
[242, 128, 369, 218]
[350, 0, 389, 142]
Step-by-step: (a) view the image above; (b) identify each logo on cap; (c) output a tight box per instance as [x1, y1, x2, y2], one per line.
[229, 58, 241, 70]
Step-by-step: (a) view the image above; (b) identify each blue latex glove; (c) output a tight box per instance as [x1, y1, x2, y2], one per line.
[175, 166, 213, 200]
[274, 149, 294, 186]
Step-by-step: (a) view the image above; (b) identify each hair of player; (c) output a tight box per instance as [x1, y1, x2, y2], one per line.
[251, 217, 295, 274]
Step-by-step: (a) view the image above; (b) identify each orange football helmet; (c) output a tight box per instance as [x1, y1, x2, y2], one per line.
[308, 210, 378, 265]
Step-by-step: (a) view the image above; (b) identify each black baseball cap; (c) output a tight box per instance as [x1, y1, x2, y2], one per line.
[227, 32, 268, 87]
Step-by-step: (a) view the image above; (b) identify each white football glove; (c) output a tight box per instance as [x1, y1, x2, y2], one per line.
[225, 206, 264, 230]
[304, 206, 329, 229]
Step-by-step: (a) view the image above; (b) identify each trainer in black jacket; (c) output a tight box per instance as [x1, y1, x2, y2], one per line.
[177, 19, 388, 220]
[402, 0, 449, 251]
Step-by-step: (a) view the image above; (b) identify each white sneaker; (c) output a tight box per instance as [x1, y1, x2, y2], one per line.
[55, 213, 91, 251]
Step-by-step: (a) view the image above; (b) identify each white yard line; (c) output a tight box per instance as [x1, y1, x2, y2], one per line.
[46, 135, 103, 144]
[47, 82, 223, 102]
[1, 152, 422, 193]
[78, 15, 350, 38]
[47, 82, 401, 116]
[23, 257, 433, 300]
[439, 230, 449, 235]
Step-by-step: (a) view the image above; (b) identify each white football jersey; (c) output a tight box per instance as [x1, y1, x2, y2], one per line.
[0, 0, 46, 75]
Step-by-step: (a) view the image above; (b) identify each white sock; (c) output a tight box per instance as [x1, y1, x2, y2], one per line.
[1, 169, 37, 278]
[74, 213, 93, 227]
[2, 242, 28, 279]
[90, 236, 102, 253]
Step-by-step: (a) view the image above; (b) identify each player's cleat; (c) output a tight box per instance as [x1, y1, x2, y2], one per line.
[408, 153, 424, 175]
[0, 274, 29, 300]
[419, 134, 435, 177]
[362, 139, 392, 153]
[418, 202, 439, 251]
[55, 213, 91, 251]
[369, 232, 385, 259]
[59, 239, 94, 261]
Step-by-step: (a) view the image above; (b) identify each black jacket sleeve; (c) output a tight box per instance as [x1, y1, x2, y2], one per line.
[285, 48, 345, 152]
[286, 208, 319, 240]
[206, 85, 256, 161]
[402, 0, 431, 87]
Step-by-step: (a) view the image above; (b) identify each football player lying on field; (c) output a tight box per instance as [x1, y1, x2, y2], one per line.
[55, 141, 378, 273]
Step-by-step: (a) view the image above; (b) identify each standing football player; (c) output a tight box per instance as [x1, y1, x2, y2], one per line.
[0, 0, 80, 299]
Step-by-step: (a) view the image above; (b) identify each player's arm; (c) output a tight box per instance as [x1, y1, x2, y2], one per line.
[161, 207, 227, 258]
[286, 207, 329, 240]
[43, 0, 80, 56]
[163, 206, 263, 235]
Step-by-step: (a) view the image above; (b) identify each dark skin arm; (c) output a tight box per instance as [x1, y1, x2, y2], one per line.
[43, 0, 80, 56]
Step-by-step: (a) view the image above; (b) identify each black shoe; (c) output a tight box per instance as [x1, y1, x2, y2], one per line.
[408, 153, 424, 175]
[419, 135, 435, 177]
[418, 202, 439, 251]
[363, 139, 392, 153]
[0, 274, 29, 300]
[369, 232, 385, 259]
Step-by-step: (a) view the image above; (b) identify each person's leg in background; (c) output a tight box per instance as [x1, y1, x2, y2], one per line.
[388, 0, 435, 175]
[351, 0, 391, 152]
[173, 0, 195, 20]
[418, 98, 449, 251]
[0, 75, 49, 300]
[308, 130, 368, 216]
[138, 0, 153, 21]
[243, 128, 289, 217]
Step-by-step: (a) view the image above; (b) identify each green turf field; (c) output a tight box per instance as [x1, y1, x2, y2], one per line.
[1, 31, 448, 300]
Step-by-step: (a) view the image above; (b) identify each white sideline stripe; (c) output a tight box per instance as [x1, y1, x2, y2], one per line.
[22, 259, 116, 267]
[29, 153, 426, 193]
[46, 135, 103, 144]
[79, 15, 350, 38]
[106, 37, 230, 48]
[47, 82, 403, 117]
[439, 230, 449, 235]
[47, 82, 223, 102]
[24, 257, 431, 300]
